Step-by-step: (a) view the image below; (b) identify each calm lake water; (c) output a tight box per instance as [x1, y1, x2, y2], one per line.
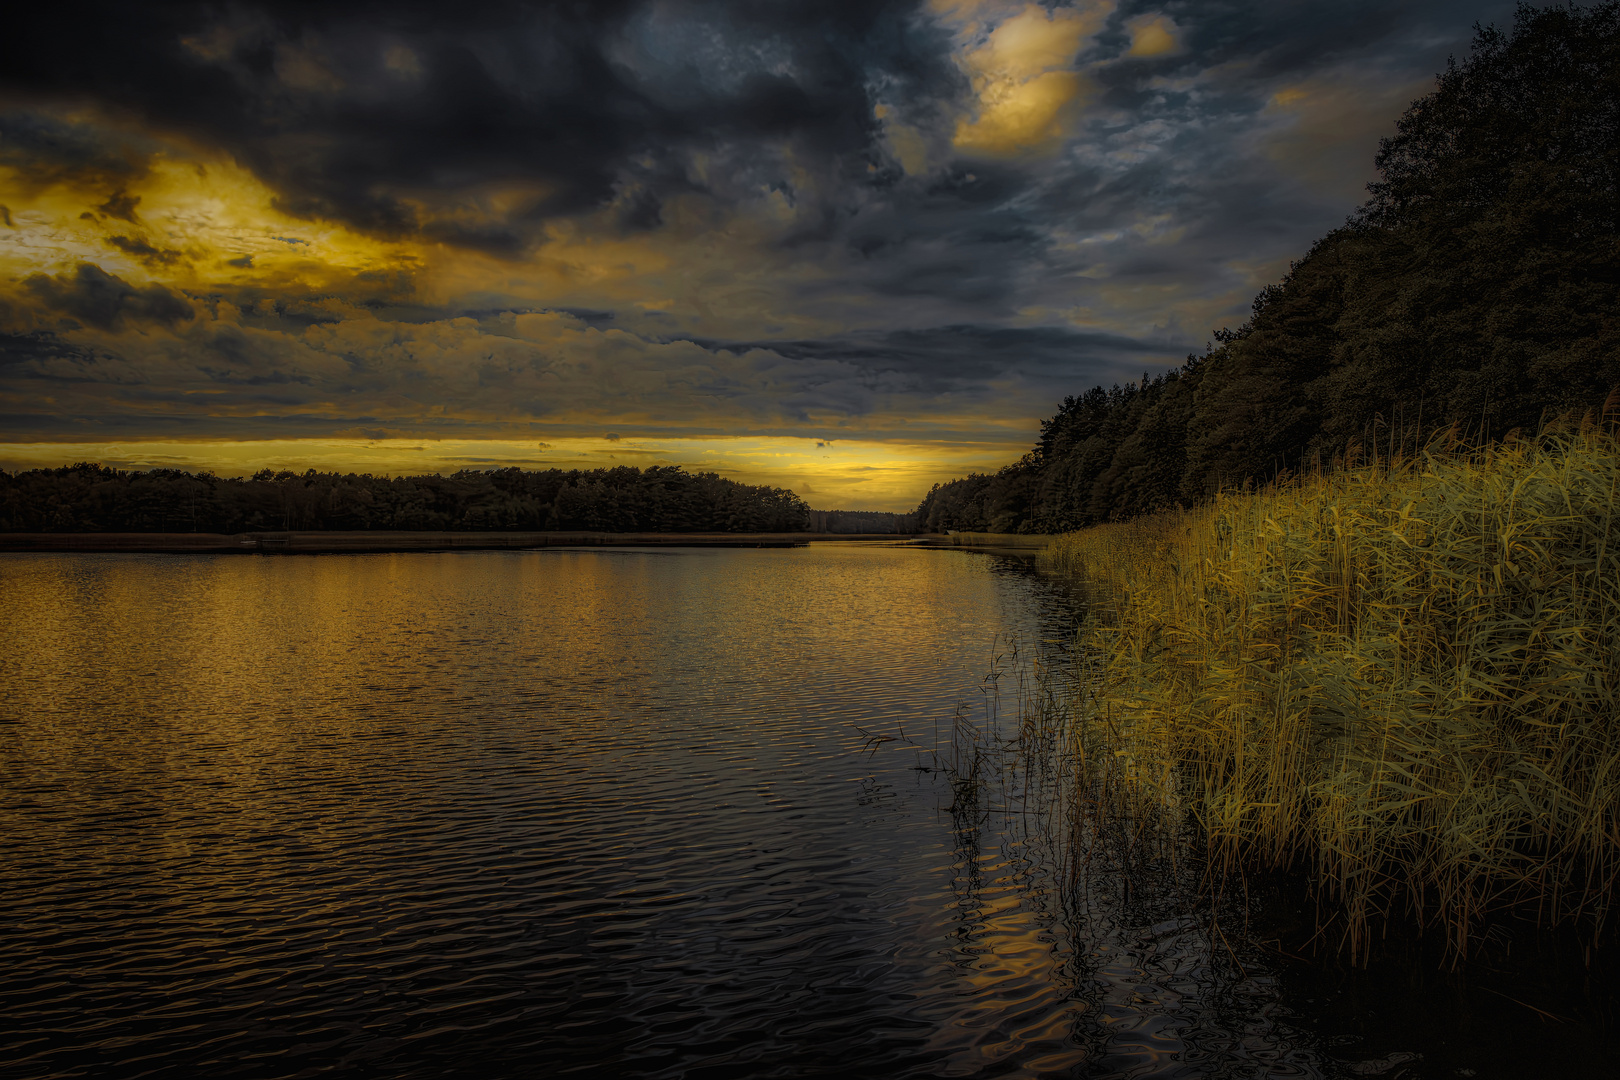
[0, 546, 1612, 1078]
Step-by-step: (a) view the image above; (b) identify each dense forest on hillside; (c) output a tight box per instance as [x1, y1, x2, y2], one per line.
[917, 3, 1620, 534]
[0, 463, 810, 533]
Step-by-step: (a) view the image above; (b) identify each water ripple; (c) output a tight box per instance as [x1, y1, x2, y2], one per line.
[0, 546, 1554, 1078]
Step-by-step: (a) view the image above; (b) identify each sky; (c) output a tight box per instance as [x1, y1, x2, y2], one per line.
[0, 0, 1513, 510]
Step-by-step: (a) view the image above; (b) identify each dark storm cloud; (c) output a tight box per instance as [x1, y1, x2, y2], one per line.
[106, 235, 185, 267]
[0, 268, 1150, 444]
[0, 0, 1523, 454]
[0, 332, 96, 373]
[1098, 1, 1439, 72]
[98, 191, 142, 224]
[23, 264, 194, 331]
[0, 1, 960, 248]
[687, 323, 1167, 391]
[0, 1, 1511, 304]
[0, 111, 157, 193]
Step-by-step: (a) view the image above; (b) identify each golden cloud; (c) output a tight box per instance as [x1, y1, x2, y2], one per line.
[0, 133, 422, 298]
[944, 2, 1112, 156]
[1126, 15, 1181, 58]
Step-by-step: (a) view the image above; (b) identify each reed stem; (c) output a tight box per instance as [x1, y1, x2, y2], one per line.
[1039, 427, 1620, 962]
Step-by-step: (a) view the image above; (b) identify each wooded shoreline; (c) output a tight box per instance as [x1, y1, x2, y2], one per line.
[0, 531, 929, 553]
[0, 531, 1067, 555]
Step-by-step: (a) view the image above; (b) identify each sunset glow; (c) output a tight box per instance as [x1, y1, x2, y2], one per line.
[0, 1, 1508, 508]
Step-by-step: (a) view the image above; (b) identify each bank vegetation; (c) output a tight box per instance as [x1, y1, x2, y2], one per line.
[1041, 423, 1620, 960]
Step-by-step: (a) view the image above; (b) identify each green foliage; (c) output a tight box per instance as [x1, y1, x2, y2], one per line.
[0, 462, 810, 534]
[919, 2, 1620, 532]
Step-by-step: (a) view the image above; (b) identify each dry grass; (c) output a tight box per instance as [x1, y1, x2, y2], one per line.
[1040, 425, 1620, 961]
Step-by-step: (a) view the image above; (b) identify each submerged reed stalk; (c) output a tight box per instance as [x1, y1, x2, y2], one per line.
[1041, 427, 1620, 961]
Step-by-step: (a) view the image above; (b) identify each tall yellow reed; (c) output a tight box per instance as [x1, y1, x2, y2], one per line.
[1042, 429, 1620, 960]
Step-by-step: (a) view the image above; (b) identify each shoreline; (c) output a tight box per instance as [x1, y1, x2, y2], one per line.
[0, 530, 932, 554]
[0, 530, 1061, 556]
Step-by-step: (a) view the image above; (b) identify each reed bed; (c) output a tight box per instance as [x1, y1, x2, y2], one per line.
[1039, 426, 1620, 961]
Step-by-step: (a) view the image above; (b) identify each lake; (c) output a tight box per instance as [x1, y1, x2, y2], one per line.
[0, 545, 1611, 1078]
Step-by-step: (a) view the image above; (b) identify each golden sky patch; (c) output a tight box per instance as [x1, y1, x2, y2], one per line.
[945, 2, 1112, 156]
[1126, 15, 1180, 58]
[0, 141, 421, 295]
[0, 436, 1031, 510]
[0, 121, 807, 339]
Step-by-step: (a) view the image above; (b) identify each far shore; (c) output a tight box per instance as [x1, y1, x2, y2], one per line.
[0, 530, 1057, 555]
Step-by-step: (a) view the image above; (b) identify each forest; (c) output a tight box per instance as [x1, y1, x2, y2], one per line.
[0, 463, 811, 534]
[916, 3, 1620, 534]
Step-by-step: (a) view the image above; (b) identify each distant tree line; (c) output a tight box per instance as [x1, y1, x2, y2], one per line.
[0, 463, 811, 533]
[917, 3, 1620, 534]
[806, 509, 916, 533]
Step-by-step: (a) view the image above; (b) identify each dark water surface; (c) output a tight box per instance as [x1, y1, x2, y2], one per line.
[0, 547, 1611, 1078]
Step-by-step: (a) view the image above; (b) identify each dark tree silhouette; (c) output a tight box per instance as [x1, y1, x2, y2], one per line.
[916, 2, 1620, 533]
[0, 463, 811, 534]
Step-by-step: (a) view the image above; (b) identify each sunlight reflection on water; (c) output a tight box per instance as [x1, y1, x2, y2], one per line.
[1, 545, 1340, 1078]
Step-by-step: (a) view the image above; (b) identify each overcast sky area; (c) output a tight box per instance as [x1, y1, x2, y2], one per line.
[0, 0, 1514, 508]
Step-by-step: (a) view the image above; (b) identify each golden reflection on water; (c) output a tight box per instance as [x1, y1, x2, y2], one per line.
[0, 546, 1361, 1078]
[3, 546, 1107, 1079]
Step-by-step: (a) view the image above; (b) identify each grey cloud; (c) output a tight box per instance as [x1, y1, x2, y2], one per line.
[690, 324, 1172, 382]
[1095, 1, 1508, 80]
[0, 289, 1165, 442]
[0, 332, 97, 371]
[0, 1, 1517, 337]
[0, 111, 157, 194]
[106, 235, 185, 266]
[98, 190, 141, 223]
[23, 264, 193, 330]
